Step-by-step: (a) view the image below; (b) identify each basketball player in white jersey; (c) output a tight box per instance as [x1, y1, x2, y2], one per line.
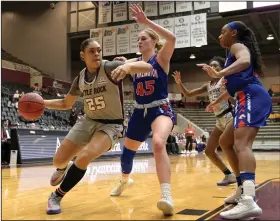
[44, 39, 153, 214]
[173, 56, 238, 186]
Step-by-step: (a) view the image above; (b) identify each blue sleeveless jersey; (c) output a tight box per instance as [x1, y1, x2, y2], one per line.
[224, 51, 261, 97]
[133, 54, 168, 104]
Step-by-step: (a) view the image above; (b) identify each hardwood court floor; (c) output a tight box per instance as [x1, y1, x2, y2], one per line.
[2, 152, 280, 220]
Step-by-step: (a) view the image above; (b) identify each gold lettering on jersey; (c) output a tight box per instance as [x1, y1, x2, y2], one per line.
[83, 86, 107, 96]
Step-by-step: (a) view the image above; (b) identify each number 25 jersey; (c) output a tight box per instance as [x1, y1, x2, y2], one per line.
[133, 54, 168, 105]
[78, 60, 124, 120]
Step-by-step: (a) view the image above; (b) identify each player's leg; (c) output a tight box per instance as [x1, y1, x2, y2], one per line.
[204, 125, 235, 186]
[151, 114, 174, 215]
[47, 130, 113, 214]
[110, 109, 150, 196]
[50, 117, 92, 186]
[219, 119, 242, 203]
[220, 86, 271, 219]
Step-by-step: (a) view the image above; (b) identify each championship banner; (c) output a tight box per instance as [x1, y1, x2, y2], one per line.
[158, 18, 174, 44]
[194, 1, 211, 10]
[144, 2, 158, 17]
[129, 23, 145, 53]
[174, 16, 191, 48]
[113, 1, 127, 22]
[190, 13, 207, 47]
[176, 1, 193, 12]
[116, 25, 130, 55]
[98, 1, 112, 24]
[103, 27, 116, 56]
[90, 28, 103, 47]
[159, 2, 175, 15]
[128, 1, 143, 20]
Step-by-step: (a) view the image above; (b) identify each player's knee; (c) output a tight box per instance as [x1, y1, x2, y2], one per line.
[152, 136, 166, 154]
[121, 147, 136, 174]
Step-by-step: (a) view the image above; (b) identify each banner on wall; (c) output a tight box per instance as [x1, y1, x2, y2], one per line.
[176, 1, 193, 12]
[190, 13, 207, 47]
[90, 28, 103, 47]
[194, 1, 211, 10]
[158, 18, 174, 44]
[128, 1, 143, 20]
[116, 25, 130, 55]
[98, 1, 112, 24]
[159, 1, 175, 15]
[174, 16, 191, 48]
[113, 1, 127, 22]
[144, 2, 158, 17]
[129, 23, 145, 53]
[103, 27, 117, 56]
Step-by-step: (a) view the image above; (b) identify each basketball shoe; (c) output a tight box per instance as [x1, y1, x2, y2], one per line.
[46, 192, 62, 214]
[224, 186, 242, 204]
[157, 193, 174, 216]
[50, 161, 73, 186]
[217, 173, 236, 186]
[110, 178, 134, 196]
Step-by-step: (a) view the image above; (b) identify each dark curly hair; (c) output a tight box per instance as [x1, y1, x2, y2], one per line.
[229, 21, 264, 77]
[209, 56, 226, 68]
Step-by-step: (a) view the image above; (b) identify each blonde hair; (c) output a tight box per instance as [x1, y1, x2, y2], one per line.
[143, 28, 163, 51]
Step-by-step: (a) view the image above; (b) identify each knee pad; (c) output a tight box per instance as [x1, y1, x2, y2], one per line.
[120, 147, 136, 174]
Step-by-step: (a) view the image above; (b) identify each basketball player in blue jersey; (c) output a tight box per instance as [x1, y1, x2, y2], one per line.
[198, 21, 272, 220]
[44, 38, 153, 215]
[110, 4, 176, 215]
[172, 56, 238, 187]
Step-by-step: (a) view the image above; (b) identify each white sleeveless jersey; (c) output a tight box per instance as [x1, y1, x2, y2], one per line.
[207, 78, 230, 116]
[78, 60, 124, 120]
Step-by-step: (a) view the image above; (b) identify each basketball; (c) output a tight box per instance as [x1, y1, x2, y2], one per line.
[18, 93, 45, 120]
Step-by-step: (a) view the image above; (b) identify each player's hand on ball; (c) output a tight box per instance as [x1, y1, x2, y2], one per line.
[113, 56, 127, 62]
[111, 64, 131, 81]
[172, 71, 182, 84]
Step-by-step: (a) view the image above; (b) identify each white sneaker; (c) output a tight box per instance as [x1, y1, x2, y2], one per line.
[220, 195, 262, 219]
[157, 193, 174, 216]
[186, 150, 190, 154]
[50, 161, 73, 186]
[217, 173, 237, 186]
[224, 186, 242, 204]
[110, 178, 134, 196]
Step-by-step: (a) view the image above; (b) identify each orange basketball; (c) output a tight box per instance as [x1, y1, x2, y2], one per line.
[18, 93, 45, 120]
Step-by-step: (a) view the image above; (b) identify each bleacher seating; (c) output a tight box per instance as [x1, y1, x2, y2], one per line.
[173, 105, 280, 149]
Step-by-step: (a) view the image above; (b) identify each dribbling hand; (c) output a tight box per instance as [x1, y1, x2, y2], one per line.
[172, 71, 182, 84]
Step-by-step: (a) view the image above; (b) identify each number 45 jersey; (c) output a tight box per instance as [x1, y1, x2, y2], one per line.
[78, 60, 124, 120]
[133, 54, 168, 104]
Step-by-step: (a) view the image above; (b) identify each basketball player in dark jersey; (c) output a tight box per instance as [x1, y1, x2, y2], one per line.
[109, 4, 176, 215]
[199, 21, 272, 220]
[44, 39, 153, 214]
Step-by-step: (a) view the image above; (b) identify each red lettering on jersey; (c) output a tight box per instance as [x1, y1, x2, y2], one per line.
[136, 80, 155, 96]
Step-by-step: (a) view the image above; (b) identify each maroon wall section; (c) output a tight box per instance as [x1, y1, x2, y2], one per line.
[1, 68, 30, 85]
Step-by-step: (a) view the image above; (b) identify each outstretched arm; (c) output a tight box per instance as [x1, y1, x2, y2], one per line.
[44, 77, 81, 110]
[172, 71, 208, 97]
[130, 4, 175, 73]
